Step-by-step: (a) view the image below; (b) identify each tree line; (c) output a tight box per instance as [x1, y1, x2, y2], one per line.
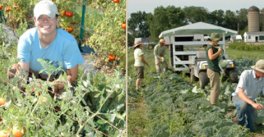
[128, 6, 248, 46]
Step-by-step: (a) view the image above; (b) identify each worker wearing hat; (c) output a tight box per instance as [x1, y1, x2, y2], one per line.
[133, 41, 149, 91]
[154, 38, 168, 73]
[232, 59, 264, 132]
[206, 33, 223, 105]
[8, 0, 84, 93]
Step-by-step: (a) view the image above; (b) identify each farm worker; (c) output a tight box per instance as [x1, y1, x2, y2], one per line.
[154, 38, 168, 73]
[7, 0, 84, 91]
[206, 33, 223, 105]
[232, 59, 264, 132]
[134, 40, 149, 91]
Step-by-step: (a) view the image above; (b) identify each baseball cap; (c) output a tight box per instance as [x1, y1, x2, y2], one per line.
[34, 0, 58, 19]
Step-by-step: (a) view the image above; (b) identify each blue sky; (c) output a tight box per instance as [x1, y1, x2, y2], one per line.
[127, 0, 264, 16]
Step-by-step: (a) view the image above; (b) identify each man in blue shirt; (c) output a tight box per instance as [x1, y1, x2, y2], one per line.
[8, 0, 84, 90]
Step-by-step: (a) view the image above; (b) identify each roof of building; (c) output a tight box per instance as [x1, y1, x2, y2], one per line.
[159, 22, 237, 38]
[248, 6, 260, 12]
[244, 31, 264, 35]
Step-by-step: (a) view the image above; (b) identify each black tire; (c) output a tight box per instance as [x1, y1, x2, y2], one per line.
[229, 70, 238, 83]
[190, 68, 198, 83]
[199, 71, 209, 89]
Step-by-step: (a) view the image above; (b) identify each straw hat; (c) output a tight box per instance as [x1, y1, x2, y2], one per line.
[133, 41, 142, 48]
[251, 59, 264, 73]
[210, 33, 221, 42]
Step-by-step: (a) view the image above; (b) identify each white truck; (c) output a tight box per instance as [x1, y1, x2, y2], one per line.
[159, 22, 238, 88]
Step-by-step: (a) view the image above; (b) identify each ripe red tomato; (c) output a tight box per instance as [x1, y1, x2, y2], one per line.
[66, 26, 74, 33]
[12, 126, 25, 137]
[112, 0, 120, 3]
[5, 6, 11, 12]
[64, 11, 74, 17]
[108, 54, 116, 62]
[0, 5, 3, 10]
[0, 98, 6, 106]
[121, 22, 126, 30]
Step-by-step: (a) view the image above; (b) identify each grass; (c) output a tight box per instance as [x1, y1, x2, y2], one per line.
[226, 42, 264, 60]
[226, 48, 264, 60]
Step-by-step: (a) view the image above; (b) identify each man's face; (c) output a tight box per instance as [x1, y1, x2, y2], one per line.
[34, 15, 57, 35]
[255, 70, 264, 78]
[210, 40, 219, 46]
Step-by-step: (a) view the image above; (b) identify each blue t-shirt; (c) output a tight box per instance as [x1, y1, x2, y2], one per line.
[17, 28, 84, 72]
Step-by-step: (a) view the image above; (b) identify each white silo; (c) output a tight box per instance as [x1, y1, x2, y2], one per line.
[260, 8, 264, 31]
[248, 6, 260, 32]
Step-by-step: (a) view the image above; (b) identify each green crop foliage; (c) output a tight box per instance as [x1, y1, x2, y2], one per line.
[128, 46, 261, 137]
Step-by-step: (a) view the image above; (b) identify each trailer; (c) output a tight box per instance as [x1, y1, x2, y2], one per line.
[159, 22, 238, 88]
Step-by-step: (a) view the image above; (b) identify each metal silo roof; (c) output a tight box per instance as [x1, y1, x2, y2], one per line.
[248, 6, 260, 12]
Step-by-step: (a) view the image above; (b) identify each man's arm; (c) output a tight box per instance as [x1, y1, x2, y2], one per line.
[66, 65, 79, 85]
[18, 62, 29, 72]
[237, 87, 264, 110]
[140, 55, 149, 66]
[17, 62, 30, 79]
[208, 47, 222, 60]
[154, 45, 161, 59]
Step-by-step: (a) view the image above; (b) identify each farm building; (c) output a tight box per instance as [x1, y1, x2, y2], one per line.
[230, 35, 243, 42]
[244, 6, 264, 43]
[243, 31, 264, 42]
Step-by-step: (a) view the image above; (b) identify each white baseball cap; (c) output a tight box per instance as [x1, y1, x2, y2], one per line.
[34, 0, 58, 19]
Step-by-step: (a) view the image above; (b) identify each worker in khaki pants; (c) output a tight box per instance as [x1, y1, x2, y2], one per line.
[154, 39, 168, 73]
[206, 33, 223, 105]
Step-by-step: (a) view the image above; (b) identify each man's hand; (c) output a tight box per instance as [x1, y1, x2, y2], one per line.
[160, 57, 164, 62]
[217, 47, 223, 55]
[252, 103, 264, 110]
[52, 80, 66, 95]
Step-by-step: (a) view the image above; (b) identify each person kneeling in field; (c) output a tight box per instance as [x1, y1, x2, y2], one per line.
[232, 59, 264, 132]
[7, 0, 84, 94]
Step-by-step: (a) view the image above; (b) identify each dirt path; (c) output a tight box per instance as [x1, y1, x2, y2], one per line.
[128, 94, 150, 137]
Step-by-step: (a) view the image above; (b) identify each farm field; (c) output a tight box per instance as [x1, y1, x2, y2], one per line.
[128, 44, 264, 137]
[0, 0, 126, 136]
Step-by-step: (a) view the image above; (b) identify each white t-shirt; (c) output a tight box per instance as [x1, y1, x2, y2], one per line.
[232, 70, 264, 105]
[134, 48, 144, 67]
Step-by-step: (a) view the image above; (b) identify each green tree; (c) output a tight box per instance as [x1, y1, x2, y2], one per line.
[128, 33, 135, 47]
[208, 10, 225, 26]
[183, 6, 209, 23]
[236, 8, 248, 34]
[223, 10, 237, 30]
[128, 11, 151, 38]
[148, 6, 185, 41]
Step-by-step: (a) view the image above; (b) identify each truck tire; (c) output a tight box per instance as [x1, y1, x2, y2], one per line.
[190, 68, 198, 82]
[199, 71, 209, 89]
[229, 70, 238, 83]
